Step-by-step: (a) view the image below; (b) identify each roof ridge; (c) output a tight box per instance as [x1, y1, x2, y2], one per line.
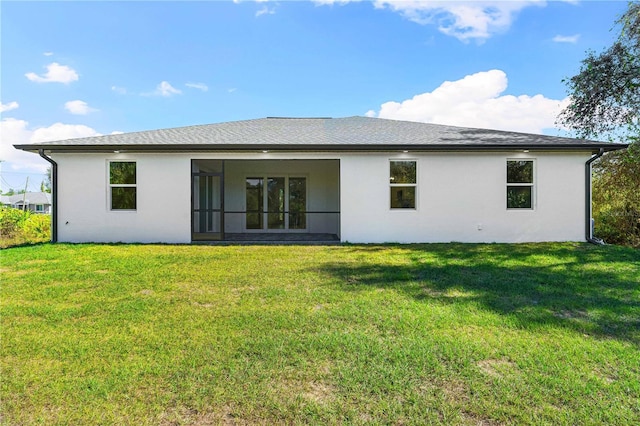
[266, 116, 332, 119]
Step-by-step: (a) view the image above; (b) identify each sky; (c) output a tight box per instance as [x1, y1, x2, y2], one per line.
[0, 0, 628, 192]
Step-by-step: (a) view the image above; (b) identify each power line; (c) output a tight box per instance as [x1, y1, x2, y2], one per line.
[0, 171, 48, 176]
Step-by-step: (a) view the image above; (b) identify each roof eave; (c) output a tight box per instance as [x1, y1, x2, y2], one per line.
[14, 143, 629, 154]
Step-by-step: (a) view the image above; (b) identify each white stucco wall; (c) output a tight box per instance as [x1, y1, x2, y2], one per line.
[52, 150, 590, 244]
[54, 153, 192, 243]
[340, 151, 590, 243]
[53, 153, 340, 243]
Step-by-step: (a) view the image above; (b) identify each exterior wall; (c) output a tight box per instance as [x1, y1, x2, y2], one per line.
[340, 151, 589, 243]
[54, 153, 191, 243]
[52, 150, 589, 244]
[53, 153, 340, 243]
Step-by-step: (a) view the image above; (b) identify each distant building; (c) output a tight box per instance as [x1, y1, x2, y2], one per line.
[1, 192, 52, 214]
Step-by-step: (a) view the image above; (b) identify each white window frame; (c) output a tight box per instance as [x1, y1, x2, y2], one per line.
[389, 159, 417, 210]
[35, 204, 44, 213]
[108, 160, 137, 211]
[506, 159, 535, 210]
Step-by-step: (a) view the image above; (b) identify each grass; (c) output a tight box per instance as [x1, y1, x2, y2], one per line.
[1, 242, 639, 425]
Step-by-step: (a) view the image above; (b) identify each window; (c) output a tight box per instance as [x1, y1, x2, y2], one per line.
[507, 160, 534, 209]
[109, 161, 136, 210]
[390, 160, 416, 209]
[35, 204, 44, 213]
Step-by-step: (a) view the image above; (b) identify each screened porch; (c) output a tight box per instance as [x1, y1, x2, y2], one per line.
[192, 159, 340, 242]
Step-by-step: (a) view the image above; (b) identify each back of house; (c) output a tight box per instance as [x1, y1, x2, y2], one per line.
[14, 116, 627, 244]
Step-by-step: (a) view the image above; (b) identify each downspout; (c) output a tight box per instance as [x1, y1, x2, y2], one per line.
[38, 149, 57, 243]
[585, 148, 605, 245]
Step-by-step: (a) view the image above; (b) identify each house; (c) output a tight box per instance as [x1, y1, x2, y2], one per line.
[0, 192, 52, 214]
[14, 116, 627, 244]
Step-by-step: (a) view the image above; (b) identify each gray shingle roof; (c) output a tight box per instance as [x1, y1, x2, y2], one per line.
[14, 116, 627, 152]
[1, 192, 52, 205]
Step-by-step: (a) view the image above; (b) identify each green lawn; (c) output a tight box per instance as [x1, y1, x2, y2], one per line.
[1, 243, 639, 425]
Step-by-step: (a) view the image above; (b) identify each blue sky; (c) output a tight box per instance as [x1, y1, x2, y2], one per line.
[0, 0, 628, 192]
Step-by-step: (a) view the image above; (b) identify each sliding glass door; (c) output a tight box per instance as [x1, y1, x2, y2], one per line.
[288, 177, 306, 230]
[246, 176, 306, 231]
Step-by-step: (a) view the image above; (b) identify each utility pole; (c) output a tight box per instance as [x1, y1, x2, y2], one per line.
[22, 177, 29, 211]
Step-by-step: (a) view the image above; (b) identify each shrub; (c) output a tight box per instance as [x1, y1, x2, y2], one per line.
[23, 214, 51, 240]
[0, 207, 29, 238]
[0, 207, 50, 247]
[593, 143, 640, 248]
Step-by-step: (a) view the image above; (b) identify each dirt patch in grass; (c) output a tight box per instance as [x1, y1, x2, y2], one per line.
[419, 286, 444, 298]
[3, 269, 28, 276]
[278, 377, 336, 406]
[192, 301, 214, 309]
[302, 381, 335, 405]
[553, 310, 589, 320]
[22, 259, 48, 266]
[159, 406, 247, 426]
[477, 359, 519, 379]
[440, 377, 469, 403]
[592, 366, 618, 384]
[461, 410, 501, 426]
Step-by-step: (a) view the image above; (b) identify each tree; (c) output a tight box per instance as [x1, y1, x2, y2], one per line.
[558, 2, 640, 247]
[559, 2, 639, 141]
[43, 166, 52, 193]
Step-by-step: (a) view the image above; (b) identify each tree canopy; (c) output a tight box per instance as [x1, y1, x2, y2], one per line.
[559, 2, 640, 247]
[558, 2, 639, 142]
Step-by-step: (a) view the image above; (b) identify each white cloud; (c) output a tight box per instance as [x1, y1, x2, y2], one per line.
[553, 34, 580, 43]
[0, 118, 100, 174]
[64, 100, 98, 115]
[145, 81, 182, 97]
[25, 62, 79, 84]
[30, 122, 100, 143]
[185, 82, 209, 92]
[1, 101, 19, 113]
[111, 86, 127, 94]
[44, 52, 54, 56]
[111, 131, 125, 135]
[364, 109, 376, 117]
[368, 69, 569, 134]
[316, 0, 545, 42]
[378, 0, 547, 42]
[256, 6, 276, 17]
[228, 88, 238, 93]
